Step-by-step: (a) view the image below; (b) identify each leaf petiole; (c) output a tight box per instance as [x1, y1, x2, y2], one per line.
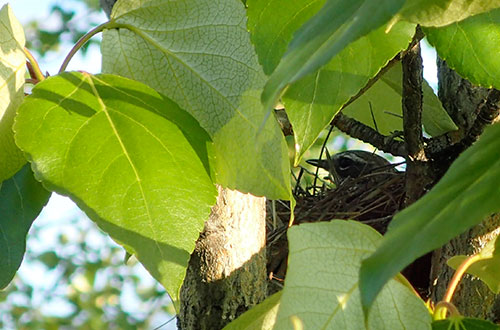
[434, 253, 481, 320]
[59, 21, 113, 73]
[24, 47, 45, 82]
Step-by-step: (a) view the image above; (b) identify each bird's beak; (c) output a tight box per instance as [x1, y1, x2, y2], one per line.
[306, 159, 321, 167]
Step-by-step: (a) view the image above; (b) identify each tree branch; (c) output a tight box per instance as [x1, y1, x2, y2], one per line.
[427, 88, 500, 160]
[401, 29, 431, 205]
[331, 113, 406, 156]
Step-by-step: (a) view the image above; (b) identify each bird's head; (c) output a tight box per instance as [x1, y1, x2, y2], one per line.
[307, 150, 394, 184]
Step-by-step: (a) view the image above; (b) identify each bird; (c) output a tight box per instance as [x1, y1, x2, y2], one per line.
[306, 150, 397, 185]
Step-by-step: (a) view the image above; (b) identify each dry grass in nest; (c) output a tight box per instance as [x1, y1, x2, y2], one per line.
[266, 170, 406, 290]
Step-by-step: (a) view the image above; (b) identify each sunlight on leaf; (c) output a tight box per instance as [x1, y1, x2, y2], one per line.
[425, 8, 500, 90]
[448, 235, 500, 294]
[343, 62, 457, 137]
[102, 0, 290, 199]
[398, 0, 500, 27]
[0, 4, 27, 181]
[223, 292, 282, 330]
[14, 72, 217, 309]
[261, 0, 406, 118]
[284, 22, 415, 162]
[432, 316, 499, 330]
[273, 221, 431, 329]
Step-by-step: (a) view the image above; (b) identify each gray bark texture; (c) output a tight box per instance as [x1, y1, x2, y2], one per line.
[430, 59, 500, 321]
[178, 186, 268, 330]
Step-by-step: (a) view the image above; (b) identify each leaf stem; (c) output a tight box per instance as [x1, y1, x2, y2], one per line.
[435, 254, 481, 319]
[433, 301, 460, 320]
[24, 47, 45, 82]
[58, 21, 111, 74]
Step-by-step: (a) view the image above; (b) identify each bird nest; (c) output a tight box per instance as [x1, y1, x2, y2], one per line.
[266, 170, 406, 291]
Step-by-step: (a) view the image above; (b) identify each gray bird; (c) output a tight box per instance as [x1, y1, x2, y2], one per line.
[307, 150, 397, 185]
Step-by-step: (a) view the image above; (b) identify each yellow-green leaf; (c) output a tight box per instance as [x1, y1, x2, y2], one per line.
[102, 0, 290, 199]
[0, 4, 26, 181]
[14, 72, 217, 309]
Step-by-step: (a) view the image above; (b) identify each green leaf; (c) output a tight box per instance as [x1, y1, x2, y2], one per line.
[14, 72, 217, 308]
[247, 0, 326, 76]
[0, 164, 50, 289]
[273, 221, 431, 329]
[425, 8, 500, 89]
[102, 0, 290, 199]
[432, 316, 500, 330]
[398, 0, 500, 27]
[343, 62, 457, 137]
[447, 236, 500, 294]
[223, 291, 282, 330]
[0, 4, 27, 182]
[261, 0, 406, 117]
[360, 122, 500, 314]
[283, 22, 415, 162]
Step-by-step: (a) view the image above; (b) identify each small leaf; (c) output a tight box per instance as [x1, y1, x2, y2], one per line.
[284, 22, 414, 161]
[102, 0, 290, 199]
[261, 0, 405, 116]
[223, 291, 282, 330]
[343, 62, 457, 137]
[448, 236, 500, 294]
[273, 221, 431, 329]
[0, 4, 27, 181]
[432, 316, 500, 330]
[398, 0, 500, 27]
[14, 72, 217, 308]
[425, 8, 500, 89]
[360, 122, 500, 314]
[0, 164, 50, 289]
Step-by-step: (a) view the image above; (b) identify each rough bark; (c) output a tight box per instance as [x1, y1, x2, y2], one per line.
[401, 39, 431, 206]
[430, 60, 500, 321]
[178, 186, 267, 330]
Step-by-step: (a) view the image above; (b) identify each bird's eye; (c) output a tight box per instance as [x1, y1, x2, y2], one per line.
[338, 156, 354, 170]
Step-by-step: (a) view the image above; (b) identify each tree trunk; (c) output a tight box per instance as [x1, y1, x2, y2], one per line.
[430, 59, 500, 321]
[178, 186, 268, 329]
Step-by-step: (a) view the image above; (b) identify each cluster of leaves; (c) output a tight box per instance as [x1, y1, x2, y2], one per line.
[2, 0, 500, 328]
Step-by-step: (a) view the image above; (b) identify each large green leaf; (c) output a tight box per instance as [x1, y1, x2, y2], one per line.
[398, 0, 500, 27]
[101, 0, 290, 199]
[273, 221, 431, 329]
[261, 0, 406, 116]
[343, 62, 457, 137]
[0, 164, 50, 289]
[223, 291, 282, 330]
[425, 8, 500, 89]
[284, 22, 415, 162]
[360, 122, 500, 314]
[448, 235, 500, 294]
[0, 4, 26, 182]
[14, 72, 217, 308]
